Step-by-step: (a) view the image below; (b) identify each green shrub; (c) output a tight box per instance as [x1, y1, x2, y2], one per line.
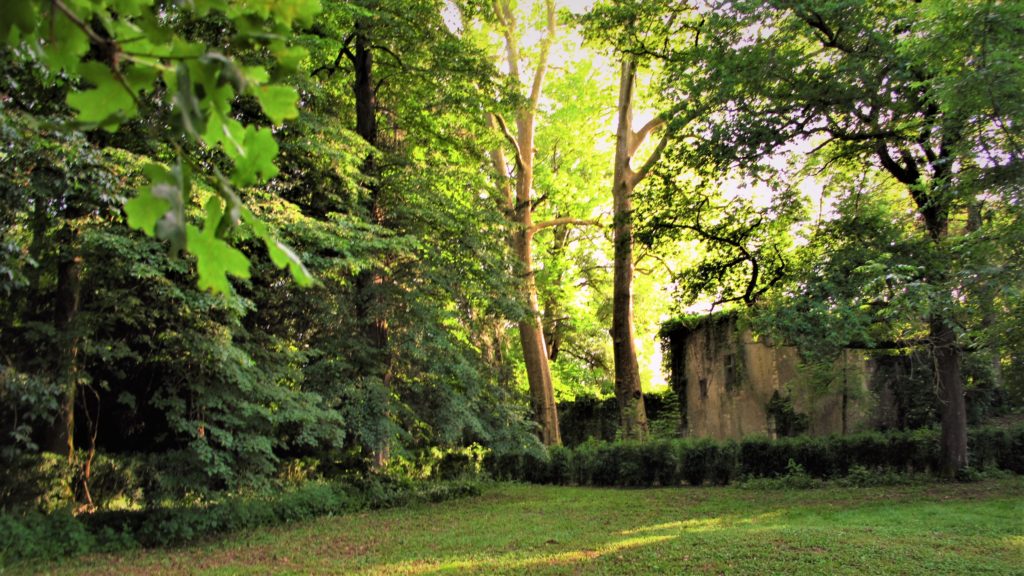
[493, 425, 1024, 488]
[681, 439, 715, 486]
[616, 442, 646, 487]
[737, 436, 779, 478]
[710, 441, 739, 485]
[643, 440, 679, 487]
[999, 427, 1024, 473]
[0, 453, 75, 513]
[0, 511, 95, 565]
[2, 476, 481, 568]
[434, 444, 489, 481]
[546, 446, 574, 485]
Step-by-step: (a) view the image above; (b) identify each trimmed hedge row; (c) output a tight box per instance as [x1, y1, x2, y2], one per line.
[485, 426, 1024, 487]
[0, 477, 481, 567]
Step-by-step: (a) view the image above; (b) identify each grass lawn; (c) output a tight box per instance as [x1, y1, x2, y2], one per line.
[27, 478, 1024, 575]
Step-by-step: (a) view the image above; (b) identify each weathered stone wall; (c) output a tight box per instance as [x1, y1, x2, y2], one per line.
[673, 316, 871, 440]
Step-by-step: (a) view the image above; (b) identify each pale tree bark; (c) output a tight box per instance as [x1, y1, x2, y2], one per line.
[609, 58, 671, 440]
[489, 0, 561, 445]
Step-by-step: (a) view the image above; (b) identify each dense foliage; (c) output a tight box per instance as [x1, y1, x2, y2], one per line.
[1, 0, 1022, 555]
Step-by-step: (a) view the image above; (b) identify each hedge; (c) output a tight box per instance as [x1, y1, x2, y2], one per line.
[0, 477, 481, 567]
[486, 426, 1024, 488]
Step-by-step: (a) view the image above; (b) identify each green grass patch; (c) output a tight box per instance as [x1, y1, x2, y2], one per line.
[22, 477, 1024, 575]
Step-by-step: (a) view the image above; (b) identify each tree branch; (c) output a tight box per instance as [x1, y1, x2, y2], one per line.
[629, 115, 666, 157]
[492, 113, 524, 171]
[631, 130, 670, 186]
[529, 217, 601, 234]
[528, 0, 556, 107]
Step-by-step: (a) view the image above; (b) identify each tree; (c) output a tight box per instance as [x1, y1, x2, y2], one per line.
[647, 0, 1023, 475]
[2, 0, 319, 290]
[581, 0, 699, 440]
[485, 0, 563, 445]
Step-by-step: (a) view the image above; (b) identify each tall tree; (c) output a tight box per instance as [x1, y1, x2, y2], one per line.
[582, 0, 697, 439]
[486, 0, 562, 445]
[646, 0, 1023, 474]
[608, 58, 662, 440]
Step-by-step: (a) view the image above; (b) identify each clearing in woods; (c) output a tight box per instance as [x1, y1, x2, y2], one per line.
[30, 478, 1024, 575]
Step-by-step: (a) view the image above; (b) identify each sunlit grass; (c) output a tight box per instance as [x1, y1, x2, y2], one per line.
[27, 477, 1024, 575]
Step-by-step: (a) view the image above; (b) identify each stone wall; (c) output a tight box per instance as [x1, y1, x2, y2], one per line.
[666, 314, 872, 440]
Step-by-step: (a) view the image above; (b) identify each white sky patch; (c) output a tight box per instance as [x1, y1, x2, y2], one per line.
[442, 1, 463, 34]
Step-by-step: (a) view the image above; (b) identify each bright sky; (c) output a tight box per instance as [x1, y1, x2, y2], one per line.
[444, 0, 832, 391]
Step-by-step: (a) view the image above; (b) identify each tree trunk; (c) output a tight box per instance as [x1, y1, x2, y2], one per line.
[489, 0, 561, 445]
[513, 112, 561, 445]
[610, 59, 649, 440]
[921, 196, 967, 477]
[45, 219, 82, 462]
[876, 141, 968, 477]
[351, 29, 393, 466]
[513, 223, 561, 445]
[932, 316, 967, 476]
[543, 224, 569, 361]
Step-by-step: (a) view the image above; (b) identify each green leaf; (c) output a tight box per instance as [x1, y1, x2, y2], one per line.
[229, 0, 321, 27]
[242, 210, 315, 287]
[37, 4, 91, 73]
[243, 66, 270, 84]
[124, 188, 171, 236]
[270, 42, 310, 72]
[66, 62, 137, 131]
[255, 84, 299, 125]
[204, 114, 247, 160]
[232, 126, 279, 186]
[129, 162, 190, 255]
[187, 198, 251, 294]
[0, 1, 37, 40]
[172, 62, 207, 141]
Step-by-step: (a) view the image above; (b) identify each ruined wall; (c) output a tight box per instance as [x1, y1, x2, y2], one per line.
[671, 316, 871, 440]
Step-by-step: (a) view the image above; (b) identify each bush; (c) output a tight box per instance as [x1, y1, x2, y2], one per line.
[0, 511, 95, 565]
[1, 476, 482, 569]
[433, 444, 489, 481]
[710, 441, 739, 486]
[970, 427, 1024, 473]
[680, 440, 711, 486]
[643, 440, 680, 487]
[491, 425, 1024, 488]
[545, 446, 574, 485]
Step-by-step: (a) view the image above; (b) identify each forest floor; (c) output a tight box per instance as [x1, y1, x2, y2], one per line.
[30, 477, 1024, 575]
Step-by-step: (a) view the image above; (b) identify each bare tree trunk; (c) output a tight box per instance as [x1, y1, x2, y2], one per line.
[610, 59, 657, 440]
[489, 0, 561, 445]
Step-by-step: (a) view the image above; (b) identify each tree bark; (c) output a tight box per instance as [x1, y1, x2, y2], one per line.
[932, 315, 966, 476]
[45, 217, 82, 462]
[489, 0, 561, 445]
[875, 137, 968, 476]
[924, 207, 967, 477]
[351, 27, 393, 466]
[610, 58, 650, 440]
